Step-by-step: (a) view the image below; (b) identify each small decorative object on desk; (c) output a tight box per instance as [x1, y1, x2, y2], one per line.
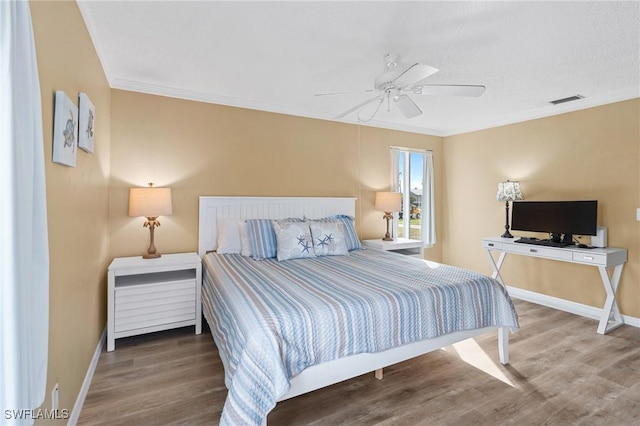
[496, 180, 523, 238]
[129, 183, 173, 259]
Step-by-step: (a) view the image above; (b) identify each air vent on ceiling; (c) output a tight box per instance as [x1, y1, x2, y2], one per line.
[549, 95, 584, 105]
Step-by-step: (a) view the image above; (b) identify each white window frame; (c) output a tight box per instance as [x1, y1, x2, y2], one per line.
[390, 147, 436, 246]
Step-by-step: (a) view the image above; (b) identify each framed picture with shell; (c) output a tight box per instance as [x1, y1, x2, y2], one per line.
[52, 90, 77, 167]
[78, 92, 95, 153]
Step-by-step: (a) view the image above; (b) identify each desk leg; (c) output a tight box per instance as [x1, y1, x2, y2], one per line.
[596, 264, 624, 334]
[498, 327, 509, 365]
[484, 249, 507, 287]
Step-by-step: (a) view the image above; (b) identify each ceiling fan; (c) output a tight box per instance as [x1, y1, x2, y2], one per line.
[316, 53, 485, 121]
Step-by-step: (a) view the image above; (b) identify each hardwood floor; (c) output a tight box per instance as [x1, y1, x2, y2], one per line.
[78, 300, 640, 425]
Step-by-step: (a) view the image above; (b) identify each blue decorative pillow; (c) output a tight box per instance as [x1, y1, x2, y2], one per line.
[246, 219, 277, 260]
[246, 217, 303, 260]
[309, 215, 361, 251]
[310, 222, 349, 257]
[272, 221, 316, 261]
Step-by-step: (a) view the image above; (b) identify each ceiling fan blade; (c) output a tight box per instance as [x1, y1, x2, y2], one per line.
[315, 89, 375, 97]
[393, 95, 422, 118]
[411, 84, 486, 97]
[394, 63, 439, 88]
[334, 95, 383, 119]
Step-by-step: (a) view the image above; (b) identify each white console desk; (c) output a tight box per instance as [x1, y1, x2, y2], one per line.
[482, 237, 627, 335]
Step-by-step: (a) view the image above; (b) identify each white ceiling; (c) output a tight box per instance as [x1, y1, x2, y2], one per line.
[77, 1, 640, 136]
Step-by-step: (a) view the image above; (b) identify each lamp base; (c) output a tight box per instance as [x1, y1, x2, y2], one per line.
[382, 213, 394, 241]
[142, 217, 162, 259]
[501, 201, 514, 238]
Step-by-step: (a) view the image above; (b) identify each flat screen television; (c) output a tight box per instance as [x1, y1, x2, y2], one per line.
[511, 200, 598, 243]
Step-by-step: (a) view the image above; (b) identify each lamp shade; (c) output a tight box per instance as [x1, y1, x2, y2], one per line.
[129, 187, 172, 217]
[496, 181, 523, 202]
[375, 191, 402, 212]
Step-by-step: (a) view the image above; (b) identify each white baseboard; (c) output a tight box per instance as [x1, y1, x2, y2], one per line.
[507, 286, 640, 328]
[68, 325, 106, 426]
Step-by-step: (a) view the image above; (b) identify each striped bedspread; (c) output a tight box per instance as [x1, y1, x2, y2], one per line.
[202, 249, 519, 425]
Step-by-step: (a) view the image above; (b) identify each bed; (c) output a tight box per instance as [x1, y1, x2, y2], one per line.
[198, 196, 519, 425]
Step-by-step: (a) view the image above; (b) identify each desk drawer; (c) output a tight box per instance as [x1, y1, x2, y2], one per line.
[482, 240, 503, 250]
[507, 244, 573, 261]
[572, 252, 607, 266]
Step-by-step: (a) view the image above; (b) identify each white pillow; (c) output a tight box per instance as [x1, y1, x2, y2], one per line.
[272, 220, 315, 261]
[310, 222, 349, 257]
[217, 219, 242, 254]
[240, 221, 253, 257]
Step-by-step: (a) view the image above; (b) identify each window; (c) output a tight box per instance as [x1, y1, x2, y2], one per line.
[390, 147, 436, 246]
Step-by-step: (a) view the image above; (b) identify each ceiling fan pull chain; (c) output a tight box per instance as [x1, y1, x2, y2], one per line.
[357, 97, 384, 123]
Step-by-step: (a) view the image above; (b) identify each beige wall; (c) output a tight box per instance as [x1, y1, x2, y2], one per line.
[31, 0, 111, 418]
[108, 90, 444, 262]
[443, 99, 640, 318]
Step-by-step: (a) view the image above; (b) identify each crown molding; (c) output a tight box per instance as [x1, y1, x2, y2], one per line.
[111, 78, 447, 137]
[111, 78, 639, 139]
[441, 88, 640, 136]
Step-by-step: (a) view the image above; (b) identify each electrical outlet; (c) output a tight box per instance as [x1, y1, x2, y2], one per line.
[637, 208, 640, 221]
[51, 383, 59, 410]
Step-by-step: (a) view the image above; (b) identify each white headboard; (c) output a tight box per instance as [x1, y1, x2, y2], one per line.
[198, 196, 357, 257]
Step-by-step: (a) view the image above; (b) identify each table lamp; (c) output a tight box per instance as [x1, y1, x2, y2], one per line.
[496, 180, 523, 238]
[375, 191, 402, 241]
[129, 183, 173, 258]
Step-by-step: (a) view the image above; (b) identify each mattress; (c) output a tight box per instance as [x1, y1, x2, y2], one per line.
[202, 249, 519, 425]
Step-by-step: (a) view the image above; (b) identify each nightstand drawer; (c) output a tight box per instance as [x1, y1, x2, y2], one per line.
[115, 306, 195, 333]
[115, 279, 195, 300]
[114, 279, 196, 333]
[572, 252, 607, 266]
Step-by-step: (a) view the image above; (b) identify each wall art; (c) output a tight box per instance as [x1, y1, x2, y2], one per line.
[78, 92, 95, 153]
[52, 90, 77, 167]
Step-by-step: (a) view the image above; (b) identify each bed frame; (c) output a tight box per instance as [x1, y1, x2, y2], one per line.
[198, 196, 509, 401]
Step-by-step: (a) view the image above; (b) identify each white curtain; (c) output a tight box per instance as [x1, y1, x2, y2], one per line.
[0, 1, 50, 424]
[389, 147, 436, 246]
[389, 147, 402, 240]
[422, 151, 436, 245]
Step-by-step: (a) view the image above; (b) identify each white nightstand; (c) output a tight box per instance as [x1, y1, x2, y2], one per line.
[362, 238, 424, 258]
[107, 252, 202, 351]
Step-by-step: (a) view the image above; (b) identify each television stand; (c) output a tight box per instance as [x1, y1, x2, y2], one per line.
[482, 237, 627, 334]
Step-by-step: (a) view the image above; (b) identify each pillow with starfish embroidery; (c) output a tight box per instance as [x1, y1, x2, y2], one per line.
[272, 220, 316, 261]
[305, 215, 361, 251]
[309, 221, 349, 257]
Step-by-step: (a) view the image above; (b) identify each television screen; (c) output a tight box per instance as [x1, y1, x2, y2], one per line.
[511, 200, 598, 236]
